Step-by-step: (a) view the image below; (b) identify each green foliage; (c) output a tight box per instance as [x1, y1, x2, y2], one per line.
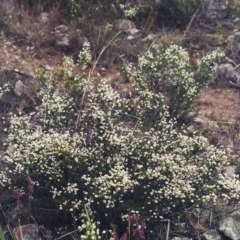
[0, 225, 5, 240]
[1, 43, 240, 238]
[80, 202, 101, 239]
[124, 44, 224, 123]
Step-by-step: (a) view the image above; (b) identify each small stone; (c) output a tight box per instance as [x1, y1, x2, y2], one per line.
[39, 12, 49, 24]
[142, 33, 159, 41]
[55, 25, 68, 33]
[55, 25, 70, 47]
[55, 34, 69, 47]
[14, 80, 25, 96]
[127, 35, 137, 40]
[215, 63, 239, 86]
[202, 229, 221, 240]
[125, 28, 140, 35]
[117, 19, 136, 31]
[219, 216, 240, 240]
[45, 65, 54, 71]
[193, 117, 206, 126]
[233, 18, 240, 23]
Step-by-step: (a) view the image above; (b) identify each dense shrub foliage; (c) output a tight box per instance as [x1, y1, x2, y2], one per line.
[124, 44, 224, 123]
[14, 0, 202, 27]
[1, 44, 240, 238]
[158, 0, 202, 26]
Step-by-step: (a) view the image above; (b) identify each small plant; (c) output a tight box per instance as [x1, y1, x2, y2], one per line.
[79, 202, 101, 240]
[0, 225, 6, 240]
[0, 83, 10, 99]
[124, 44, 224, 123]
[119, 3, 140, 18]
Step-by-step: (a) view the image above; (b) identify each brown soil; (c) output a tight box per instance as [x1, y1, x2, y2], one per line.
[0, 38, 63, 76]
[196, 86, 240, 154]
[199, 87, 240, 124]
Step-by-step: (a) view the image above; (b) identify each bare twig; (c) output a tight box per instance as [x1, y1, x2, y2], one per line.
[55, 230, 79, 240]
[166, 219, 170, 240]
[183, 0, 204, 38]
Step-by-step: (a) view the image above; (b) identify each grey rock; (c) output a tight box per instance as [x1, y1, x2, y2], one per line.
[45, 65, 54, 71]
[56, 34, 70, 47]
[202, 229, 222, 240]
[227, 32, 240, 49]
[142, 32, 160, 42]
[13, 224, 40, 240]
[55, 25, 70, 47]
[233, 18, 240, 23]
[127, 35, 137, 40]
[202, 0, 227, 20]
[55, 25, 68, 33]
[14, 80, 25, 96]
[117, 19, 136, 31]
[125, 28, 140, 35]
[219, 216, 240, 240]
[193, 117, 206, 126]
[39, 12, 49, 24]
[215, 63, 239, 86]
[231, 211, 240, 219]
[227, 32, 240, 59]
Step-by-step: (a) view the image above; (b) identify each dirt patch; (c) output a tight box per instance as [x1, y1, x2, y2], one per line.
[199, 87, 240, 123]
[196, 86, 240, 154]
[0, 38, 63, 75]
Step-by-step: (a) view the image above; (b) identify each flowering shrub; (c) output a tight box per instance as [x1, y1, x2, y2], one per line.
[0, 83, 10, 98]
[119, 3, 140, 18]
[124, 45, 224, 123]
[1, 44, 240, 237]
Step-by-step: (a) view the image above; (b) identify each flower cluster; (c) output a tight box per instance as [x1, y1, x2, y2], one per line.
[62, 56, 74, 79]
[124, 44, 224, 121]
[37, 85, 73, 127]
[197, 50, 225, 80]
[78, 41, 92, 68]
[79, 202, 101, 240]
[119, 3, 140, 18]
[0, 83, 10, 98]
